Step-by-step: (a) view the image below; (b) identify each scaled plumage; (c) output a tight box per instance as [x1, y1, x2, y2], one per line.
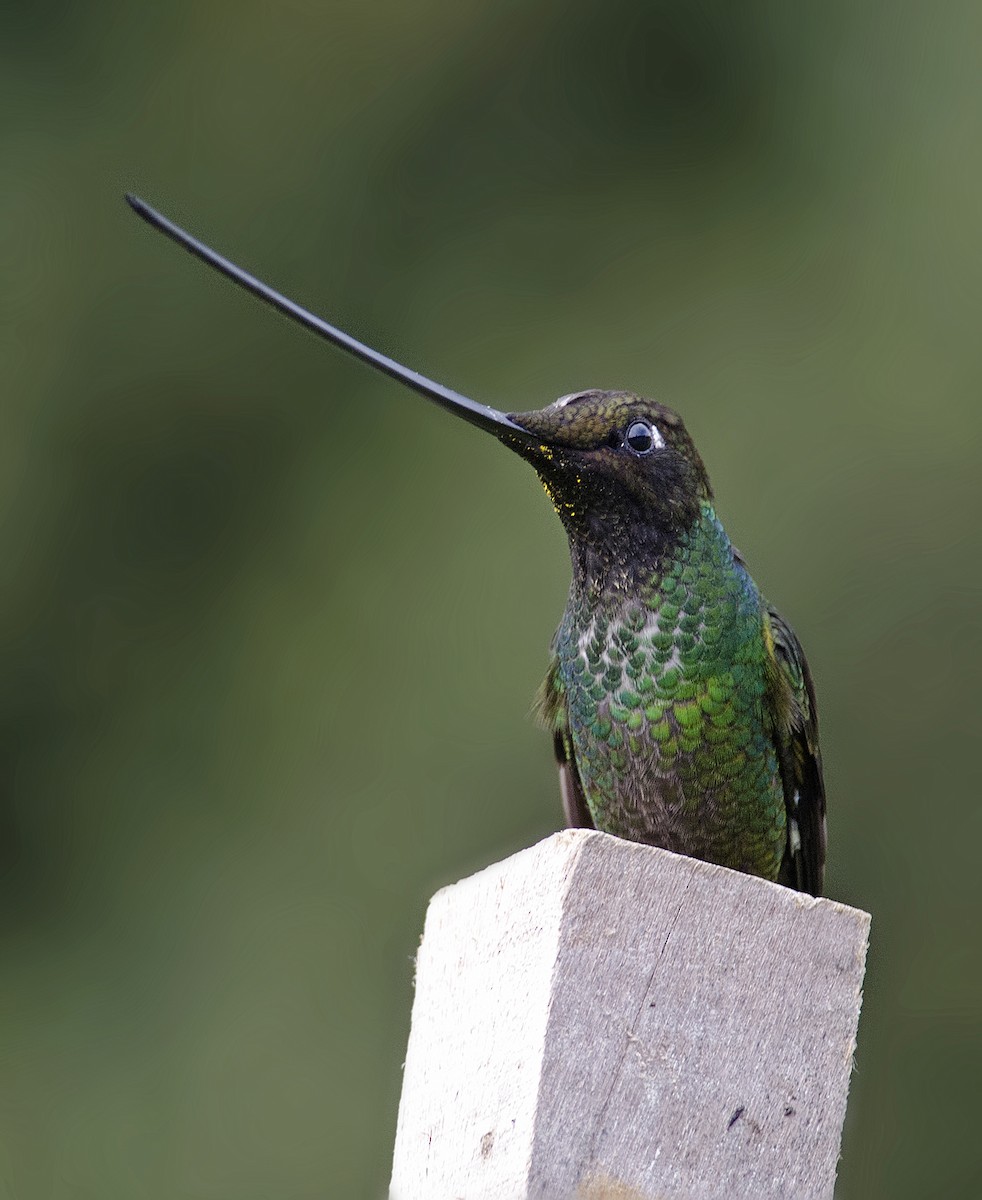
[126, 198, 827, 896]
[519, 391, 826, 895]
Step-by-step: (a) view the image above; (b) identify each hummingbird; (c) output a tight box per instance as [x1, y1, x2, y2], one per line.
[126, 195, 827, 896]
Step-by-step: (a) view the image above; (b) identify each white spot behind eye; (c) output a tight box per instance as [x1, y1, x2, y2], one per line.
[626, 420, 667, 454]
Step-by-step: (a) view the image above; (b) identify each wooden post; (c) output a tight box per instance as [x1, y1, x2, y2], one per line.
[390, 830, 869, 1200]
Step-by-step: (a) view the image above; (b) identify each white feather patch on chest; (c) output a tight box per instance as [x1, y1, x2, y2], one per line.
[575, 611, 685, 695]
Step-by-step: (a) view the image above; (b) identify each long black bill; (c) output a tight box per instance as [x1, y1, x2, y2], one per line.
[125, 194, 530, 440]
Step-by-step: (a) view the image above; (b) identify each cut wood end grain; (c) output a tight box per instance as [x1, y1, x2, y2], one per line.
[390, 830, 870, 1200]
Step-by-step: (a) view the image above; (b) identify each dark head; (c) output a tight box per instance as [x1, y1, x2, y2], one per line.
[505, 389, 712, 577]
[126, 198, 712, 580]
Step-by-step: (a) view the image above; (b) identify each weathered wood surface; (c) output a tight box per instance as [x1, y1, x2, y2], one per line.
[389, 830, 870, 1200]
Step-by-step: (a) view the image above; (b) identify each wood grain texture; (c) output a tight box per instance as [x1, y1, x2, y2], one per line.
[389, 831, 870, 1200]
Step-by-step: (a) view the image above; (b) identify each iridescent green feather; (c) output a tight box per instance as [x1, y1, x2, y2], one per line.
[536, 501, 823, 886]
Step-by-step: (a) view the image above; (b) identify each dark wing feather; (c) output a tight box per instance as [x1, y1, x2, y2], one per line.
[534, 657, 595, 830]
[765, 605, 827, 896]
[553, 729, 594, 829]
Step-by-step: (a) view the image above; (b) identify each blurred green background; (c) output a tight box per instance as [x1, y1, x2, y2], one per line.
[2, 1, 980, 1195]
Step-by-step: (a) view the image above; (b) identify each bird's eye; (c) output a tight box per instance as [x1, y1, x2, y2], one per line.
[626, 420, 659, 455]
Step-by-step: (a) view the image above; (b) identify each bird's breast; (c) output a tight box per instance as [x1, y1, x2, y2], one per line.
[556, 549, 785, 875]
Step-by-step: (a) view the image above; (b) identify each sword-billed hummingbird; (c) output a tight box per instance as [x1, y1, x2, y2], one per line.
[126, 195, 827, 896]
